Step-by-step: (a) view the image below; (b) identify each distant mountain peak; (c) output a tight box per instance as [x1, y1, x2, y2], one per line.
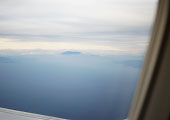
[62, 51, 81, 55]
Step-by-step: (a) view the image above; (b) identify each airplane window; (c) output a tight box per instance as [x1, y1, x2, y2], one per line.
[0, 0, 158, 120]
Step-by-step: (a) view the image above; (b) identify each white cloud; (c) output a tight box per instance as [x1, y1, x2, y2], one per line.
[0, 0, 157, 55]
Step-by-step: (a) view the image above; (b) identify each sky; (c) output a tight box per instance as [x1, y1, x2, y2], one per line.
[0, 1, 158, 119]
[0, 0, 158, 56]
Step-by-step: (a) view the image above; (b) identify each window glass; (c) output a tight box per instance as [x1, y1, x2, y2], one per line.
[0, 0, 158, 120]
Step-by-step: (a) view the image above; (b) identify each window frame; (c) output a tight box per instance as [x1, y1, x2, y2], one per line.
[128, 0, 170, 120]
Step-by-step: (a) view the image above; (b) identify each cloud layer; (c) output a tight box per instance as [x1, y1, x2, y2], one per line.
[0, 0, 157, 55]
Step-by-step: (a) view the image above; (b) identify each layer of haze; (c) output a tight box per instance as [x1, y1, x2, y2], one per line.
[0, 54, 142, 120]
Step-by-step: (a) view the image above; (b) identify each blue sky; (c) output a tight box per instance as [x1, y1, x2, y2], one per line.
[0, 0, 157, 56]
